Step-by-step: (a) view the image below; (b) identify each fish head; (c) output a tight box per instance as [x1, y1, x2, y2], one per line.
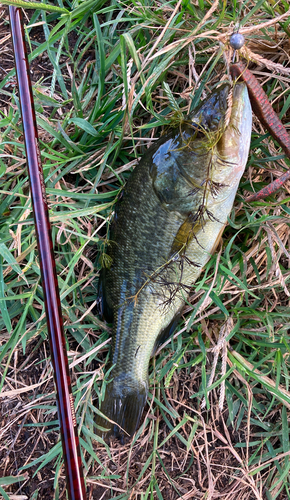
[189, 81, 252, 203]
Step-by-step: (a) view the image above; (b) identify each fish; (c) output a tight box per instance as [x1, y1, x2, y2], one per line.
[96, 81, 252, 441]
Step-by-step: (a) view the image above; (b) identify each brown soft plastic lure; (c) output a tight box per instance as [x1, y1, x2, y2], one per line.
[231, 62, 290, 202]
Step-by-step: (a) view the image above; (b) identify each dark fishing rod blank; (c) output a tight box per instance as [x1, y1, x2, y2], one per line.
[9, 6, 86, 500]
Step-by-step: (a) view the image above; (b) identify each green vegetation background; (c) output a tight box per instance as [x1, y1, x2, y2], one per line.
[1, 0, 290, 498]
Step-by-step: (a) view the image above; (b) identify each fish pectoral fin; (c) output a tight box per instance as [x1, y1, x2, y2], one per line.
[210, 223, 225, 254]
[170, 212, 203, 256]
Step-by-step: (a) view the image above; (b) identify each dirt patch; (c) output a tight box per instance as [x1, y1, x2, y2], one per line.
[0, 338, 65, 498]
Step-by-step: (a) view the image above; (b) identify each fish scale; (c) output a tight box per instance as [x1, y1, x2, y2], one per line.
[96, 82, 252, 441]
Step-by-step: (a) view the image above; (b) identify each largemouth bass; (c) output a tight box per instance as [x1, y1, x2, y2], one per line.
[96, 81, 252, 441]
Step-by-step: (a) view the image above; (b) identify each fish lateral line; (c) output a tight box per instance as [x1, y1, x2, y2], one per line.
[124, 248, 201, 309]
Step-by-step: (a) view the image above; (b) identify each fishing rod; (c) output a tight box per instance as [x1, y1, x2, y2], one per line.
[9, 6, 86, 500]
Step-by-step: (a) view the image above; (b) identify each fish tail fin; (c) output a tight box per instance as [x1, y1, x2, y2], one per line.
[95, 379, 147, 442]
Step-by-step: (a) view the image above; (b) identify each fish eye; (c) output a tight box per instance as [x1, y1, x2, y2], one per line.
[210, 116, 221, 130]
[191, 122, 205, 137]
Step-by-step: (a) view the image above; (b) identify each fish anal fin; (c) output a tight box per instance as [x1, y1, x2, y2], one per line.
[152, 314, 180, 354]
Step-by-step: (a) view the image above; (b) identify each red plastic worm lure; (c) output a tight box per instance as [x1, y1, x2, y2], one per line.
[230, 61, 290, 202]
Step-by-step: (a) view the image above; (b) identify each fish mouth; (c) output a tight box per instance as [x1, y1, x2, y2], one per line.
[229, 82, 252, 130]
[217, 81, 252, 166]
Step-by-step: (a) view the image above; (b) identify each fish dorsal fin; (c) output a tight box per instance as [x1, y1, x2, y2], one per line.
[98, 268, 114, 323]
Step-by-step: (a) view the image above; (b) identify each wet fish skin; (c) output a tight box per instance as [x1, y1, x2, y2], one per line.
[96, 82, 252, 441]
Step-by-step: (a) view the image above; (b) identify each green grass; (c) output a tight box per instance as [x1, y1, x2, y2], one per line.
[1, 0, 290, 499]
